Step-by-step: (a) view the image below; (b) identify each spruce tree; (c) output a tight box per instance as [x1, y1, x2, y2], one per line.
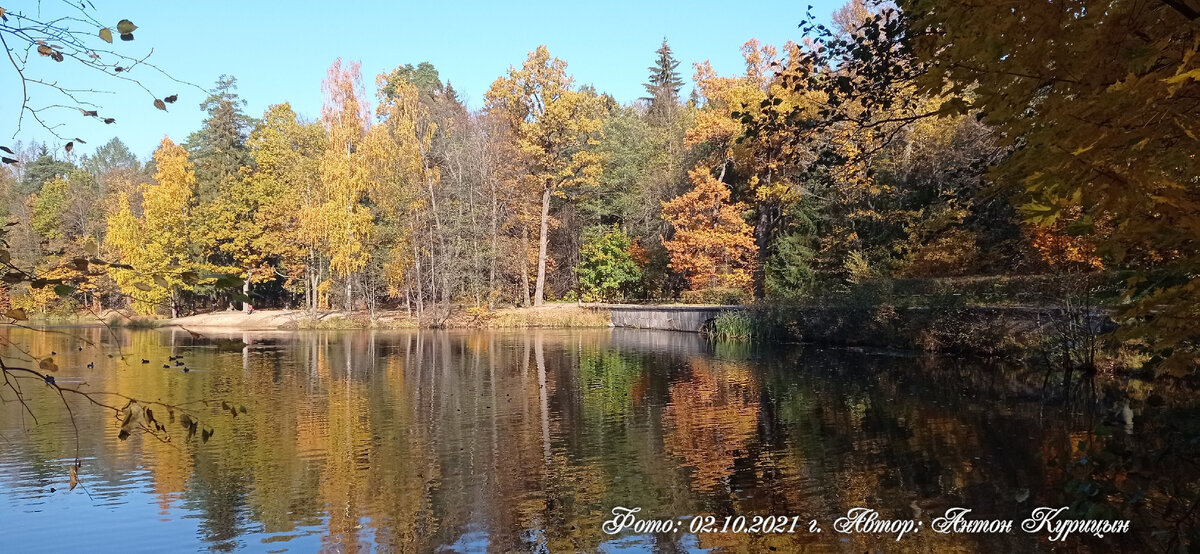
[184, 75, 255, 202]
[642, 39, 684, 124]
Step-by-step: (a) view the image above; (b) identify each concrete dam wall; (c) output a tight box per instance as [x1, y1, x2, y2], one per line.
[596, 304, 745, 333]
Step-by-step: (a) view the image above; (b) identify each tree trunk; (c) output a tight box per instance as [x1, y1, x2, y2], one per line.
[489, 175, 499, 309]
[521, 235, 532, 308]
[533, 185, 551, 306]
[428, 220, 438, 304]
[242, 278, 251, 312]
[412, 222, 425, 317]
[307, 250, 318, 314]
[317, 261, 325, 310]
[404, 283, 412, 318]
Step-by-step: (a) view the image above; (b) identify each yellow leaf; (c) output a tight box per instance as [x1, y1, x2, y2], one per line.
[69, 465, 78, 491]
[1164, 68, 1200, 85]
[99, 28, 113, 43]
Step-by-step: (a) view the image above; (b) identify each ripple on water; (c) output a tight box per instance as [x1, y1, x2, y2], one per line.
[0, 328, 1118, 553]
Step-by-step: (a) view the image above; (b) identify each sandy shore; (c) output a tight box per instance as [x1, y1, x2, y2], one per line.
[166, 309, 354, 330]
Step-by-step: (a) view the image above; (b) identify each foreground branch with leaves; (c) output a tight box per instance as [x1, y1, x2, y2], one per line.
[0, 2, 200, 144]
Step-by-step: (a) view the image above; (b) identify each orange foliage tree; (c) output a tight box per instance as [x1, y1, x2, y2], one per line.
[1027, 208, 1106, 271]
[661, 168, 758, 294]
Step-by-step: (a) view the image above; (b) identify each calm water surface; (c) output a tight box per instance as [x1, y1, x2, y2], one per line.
[0, 327, 1122, 552]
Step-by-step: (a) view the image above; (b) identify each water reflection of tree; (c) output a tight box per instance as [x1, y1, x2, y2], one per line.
[663, 357, 760, 497]
[2, 329, 1191, 552]
[751, 348, 1058, 552]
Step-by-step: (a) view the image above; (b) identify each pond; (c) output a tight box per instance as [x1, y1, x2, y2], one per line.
[0, 327, 1156, 552]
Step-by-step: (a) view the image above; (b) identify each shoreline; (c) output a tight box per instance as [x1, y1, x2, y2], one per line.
[157, 305, 614, 331]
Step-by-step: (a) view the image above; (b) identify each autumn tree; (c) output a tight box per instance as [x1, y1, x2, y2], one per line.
[485, 46, 605, 306]
[363, 72, 436, 315]
[30, 175, 73, 241]
[724, 6, 1004, 289]
[82, 138, 150, 310]
[374, 62, 500, 313]
[688, 40, 834, 292]
[431, 94, 498, 308]
[831, 0, 873, 39]
[21, 169, 106, 313]
[462, 111, 516, 307]
[222, 103, 326, 310]
[891, 0, 1200, 373]
[81, 137, 147, 208]
[319, 59, 373, 310]
[1027, 210, 1106, 272]
[105, 138, 212, 315]
[661, 168, 758, 296]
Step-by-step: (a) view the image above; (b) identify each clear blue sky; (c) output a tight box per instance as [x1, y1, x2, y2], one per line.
[3, 0, 840, 159]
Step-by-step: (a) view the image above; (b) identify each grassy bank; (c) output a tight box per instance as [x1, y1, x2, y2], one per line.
[293, 305, 612, 329]
[442, 304, 611, 329]
[733, 276, 1139, 379]
[14, 312, 165, 329]
[151, 304, 612, 331]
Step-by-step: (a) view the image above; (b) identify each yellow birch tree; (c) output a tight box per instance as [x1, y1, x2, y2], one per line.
[485, 45, 604, 306]
[105, 138, 208, 315]
[319, 59, 374, 310]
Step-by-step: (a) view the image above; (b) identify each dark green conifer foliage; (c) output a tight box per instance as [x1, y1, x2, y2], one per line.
[643, 39, 684, 124]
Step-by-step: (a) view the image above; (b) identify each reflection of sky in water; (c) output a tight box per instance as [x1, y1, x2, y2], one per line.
[0, 327, 1130, 552]
[0, 460, 325, 552]
[598, 533, 709, 553]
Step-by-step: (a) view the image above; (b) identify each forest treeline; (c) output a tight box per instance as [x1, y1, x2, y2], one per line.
[1, 0, 1196, 364]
